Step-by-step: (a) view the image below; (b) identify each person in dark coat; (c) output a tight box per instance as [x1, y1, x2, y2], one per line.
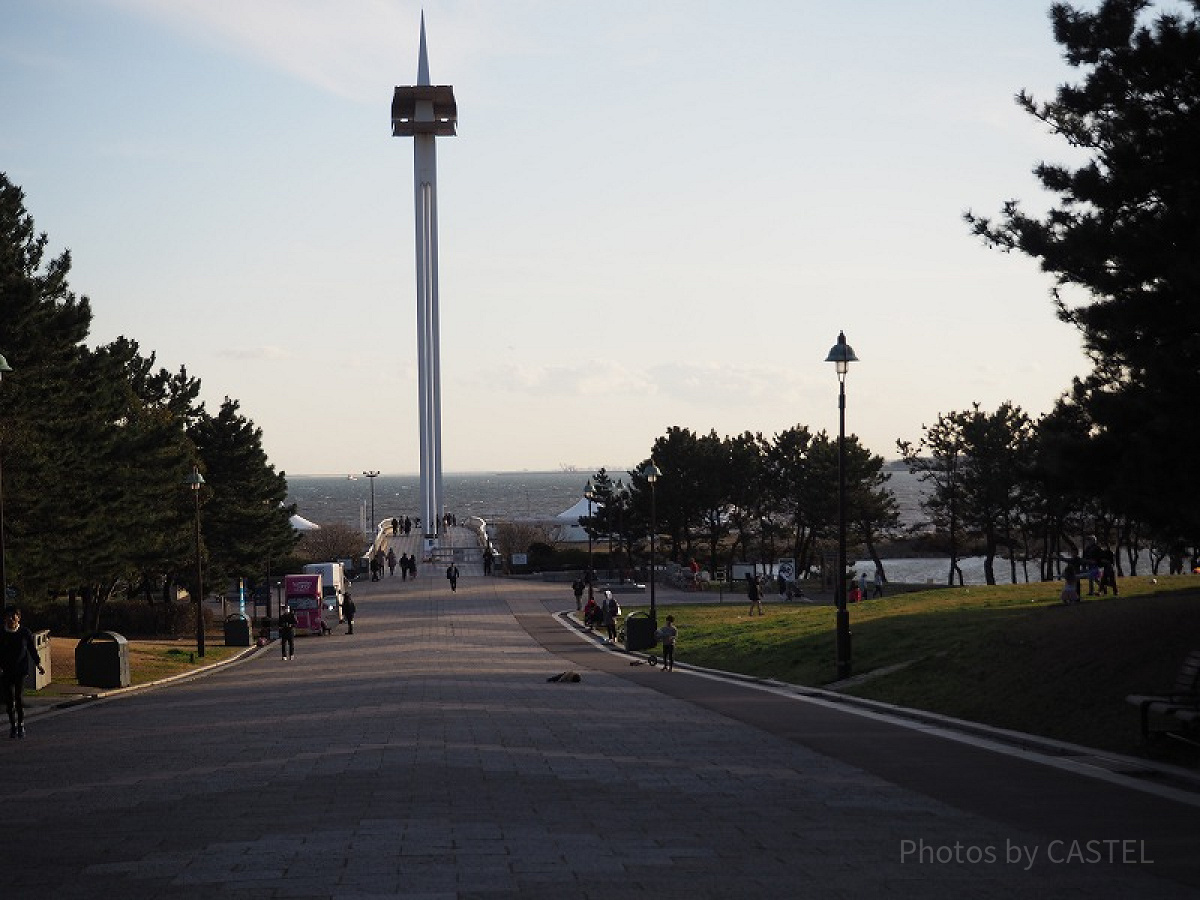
[343, 591, 356, 635]
[279, 605, 298, 659]
[1, 608, 45, 739]
[747, 574, 763, 616]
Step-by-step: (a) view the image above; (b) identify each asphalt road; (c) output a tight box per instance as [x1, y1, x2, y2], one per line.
[4, 574, 1198, 899]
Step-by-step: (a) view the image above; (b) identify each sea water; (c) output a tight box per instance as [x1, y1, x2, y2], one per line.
[286, 471, 593, 531]
[284, 469, 1047, 585]
[288, 468, 928, 530]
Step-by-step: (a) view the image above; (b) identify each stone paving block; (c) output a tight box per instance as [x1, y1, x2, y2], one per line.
[7, 577, 1200, 899]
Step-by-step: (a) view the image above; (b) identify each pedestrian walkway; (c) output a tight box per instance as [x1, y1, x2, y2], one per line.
[4, 574, 1198, 899]
[370, 525, 486, 578]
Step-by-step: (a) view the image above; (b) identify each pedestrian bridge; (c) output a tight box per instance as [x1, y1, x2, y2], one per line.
[362, 518, 491, 577]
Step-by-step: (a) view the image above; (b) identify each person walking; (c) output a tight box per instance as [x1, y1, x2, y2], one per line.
[1, 608, 45, 739]
[279, 604, 298, 659]
[446, 563, 460, 592]
[657, 614, 678, 672]
[386, 548, 397, 577]
[747, 574, 763, 616]
[1061, 561, 1081, 604]
[572, 578, 585, 611]
[1098, 545, 1119, 596]
[602, 590, 620, 643]
[343, 590, 356, 635]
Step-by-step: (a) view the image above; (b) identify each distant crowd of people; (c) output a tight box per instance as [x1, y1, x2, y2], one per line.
[372, 547, 418, 581]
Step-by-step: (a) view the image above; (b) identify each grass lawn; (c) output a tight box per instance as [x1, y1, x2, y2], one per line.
[36, 635, 244, 696]
[623, 575, 1200, 765]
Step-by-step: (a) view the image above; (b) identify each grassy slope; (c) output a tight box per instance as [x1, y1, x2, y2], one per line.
[627, 576, 1200, 763]
[42, 639, 242, 692]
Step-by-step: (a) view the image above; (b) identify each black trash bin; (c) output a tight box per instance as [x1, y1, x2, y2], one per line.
[224, 613, 252, 647]
[624, 610, 658, 652]
[75, 631, 131, 689]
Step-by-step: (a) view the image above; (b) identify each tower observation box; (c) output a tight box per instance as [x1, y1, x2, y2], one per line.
[391, 86, 457, 136]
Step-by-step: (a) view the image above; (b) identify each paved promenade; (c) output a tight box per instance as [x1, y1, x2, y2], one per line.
[3, 573, 1199, 899]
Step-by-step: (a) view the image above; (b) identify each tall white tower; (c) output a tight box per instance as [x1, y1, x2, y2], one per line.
[392, 14, 456, 550]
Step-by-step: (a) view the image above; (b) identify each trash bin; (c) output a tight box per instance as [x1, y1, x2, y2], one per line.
[24, 630, 51, 691]
[224, 613, 251, 647]
[74, 631, 131, 689]
[624, 610, 658, 652]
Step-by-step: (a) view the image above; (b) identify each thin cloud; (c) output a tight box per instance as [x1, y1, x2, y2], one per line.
[97, 0, 497, 102]
[100, 0, 411, 101]
[216, 345, 290, 361]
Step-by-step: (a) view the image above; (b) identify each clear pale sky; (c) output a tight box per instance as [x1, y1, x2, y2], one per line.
[3, 1, 1107, 475]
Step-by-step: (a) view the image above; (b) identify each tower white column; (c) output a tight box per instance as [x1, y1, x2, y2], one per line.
[392, 15, 456, 550]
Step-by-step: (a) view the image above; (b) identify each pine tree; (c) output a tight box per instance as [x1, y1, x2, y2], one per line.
[0, 173, 97, 598]
[188, 397, 297, 592]
[966, 0, 1200, 537]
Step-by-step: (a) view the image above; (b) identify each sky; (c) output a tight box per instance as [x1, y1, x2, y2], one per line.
[1, 0, 1120, 476]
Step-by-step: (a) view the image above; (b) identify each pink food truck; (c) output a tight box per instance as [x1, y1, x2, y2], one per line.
[283, 573, 332, 635]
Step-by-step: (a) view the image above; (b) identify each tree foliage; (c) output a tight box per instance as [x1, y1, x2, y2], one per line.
[0, 172, 299, 629]
[622, 424, 896, 581]
[900, 403, 1035, 586]
[966, 0, 1200, 539]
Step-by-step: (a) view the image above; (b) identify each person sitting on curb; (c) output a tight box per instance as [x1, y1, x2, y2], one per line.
[583, 595, 601, 630]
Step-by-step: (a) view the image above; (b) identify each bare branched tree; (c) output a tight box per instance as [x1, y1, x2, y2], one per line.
[491, 522, 556, 572]
[298, 522, 367, 564]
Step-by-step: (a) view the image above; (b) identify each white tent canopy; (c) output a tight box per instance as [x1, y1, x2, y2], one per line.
[290, 514, 320, 532]
[553, 496, 595, 543]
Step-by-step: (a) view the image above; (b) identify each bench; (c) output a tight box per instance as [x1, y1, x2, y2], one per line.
[1125, 649, 1200, 741]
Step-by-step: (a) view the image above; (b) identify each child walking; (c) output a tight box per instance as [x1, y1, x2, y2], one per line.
[657, 615, 678, 672]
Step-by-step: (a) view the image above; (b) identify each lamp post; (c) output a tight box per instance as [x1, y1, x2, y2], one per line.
[363, 470, 380, 537]
[644, 462, 661, 629]
[186, 465, 207, 658]
[0, 353, 12, 617]
[614, 478, 626, 582]
[825, 331, 858, 679]
[584, 479, 596, 604]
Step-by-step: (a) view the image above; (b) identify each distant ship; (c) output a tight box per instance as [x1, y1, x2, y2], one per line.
[559, 464, 579, 473]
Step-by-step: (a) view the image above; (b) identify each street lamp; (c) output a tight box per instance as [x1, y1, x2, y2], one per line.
[584, 479, 596, 604]
[0, 352, 12, 617]
[614, 478, 626, 582]
[186, 465, 207, 658]
[825, 330, 859, 679]
[363, 470, 380, 536]
[644, 462, 661, 629]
